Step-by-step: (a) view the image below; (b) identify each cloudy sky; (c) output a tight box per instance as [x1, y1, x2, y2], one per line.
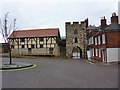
[0, 0, 119, 42]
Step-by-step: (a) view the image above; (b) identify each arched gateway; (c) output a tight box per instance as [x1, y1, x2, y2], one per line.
[72, 46, 82, 58]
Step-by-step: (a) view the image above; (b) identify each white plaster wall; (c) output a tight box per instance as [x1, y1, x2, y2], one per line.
[107, 48, 120, 62]
[118, 1, 120, 24]
[87, 49, 92, 60]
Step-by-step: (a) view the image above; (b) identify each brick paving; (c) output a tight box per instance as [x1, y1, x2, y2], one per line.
[2, 57, 118, 88]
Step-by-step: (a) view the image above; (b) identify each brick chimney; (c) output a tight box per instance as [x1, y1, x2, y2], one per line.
[101, 16, 107, 28]
[111, 12, 118, 24]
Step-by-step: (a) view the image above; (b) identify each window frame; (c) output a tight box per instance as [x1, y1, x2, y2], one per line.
[102, 34, 105, 44]
[95, 49, 98, 56]
[20, 38, 25, 42]
[39, 38, 44, 41]
[40, 44, 43, 48]
[95, 37, 97, 45]
[99, 49, 101, 57]
[98, 36, 101, 45]
[31, 44, 35, 48]
[21, 45, 25, 49]
[74, 29, 78, 34]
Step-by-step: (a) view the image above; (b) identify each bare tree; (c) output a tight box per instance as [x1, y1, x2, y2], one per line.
[0, 12, 17, 64]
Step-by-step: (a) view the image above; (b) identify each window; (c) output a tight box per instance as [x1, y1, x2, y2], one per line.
[88, 38, 92, 45]
[99, 49, 101, 57]
[87, 39, 89, 45]
[21, 45, 24, 48]
[88, 38, 90, 45]
[90, 38, 92, 45]
[75, 37, 78, 43]
[40, 44, 43, 48]
[92, 49, 94, 56]
[98, 36, 101, 45]
[96, 49, 98, 56]
[40, 38, 44, 41]
[49, 48, 54, 51]
[20, 38, 25, 42]
[102, 34, 105, 44]
[95, 37, 97, 45]
[91, 37, 94, 44]
[31, 45, 35, 48]
[74, 29, 78, 34]
[49, 48, 54, 54]
[11, 45, 14, 49]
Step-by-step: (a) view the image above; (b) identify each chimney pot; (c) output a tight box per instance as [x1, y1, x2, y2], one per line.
[101, 16, 107, 28]
[111, 12, 118, 24]
[112, 12, 116, 16]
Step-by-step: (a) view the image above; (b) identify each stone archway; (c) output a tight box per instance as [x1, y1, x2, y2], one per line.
[72, 46, 82, 59]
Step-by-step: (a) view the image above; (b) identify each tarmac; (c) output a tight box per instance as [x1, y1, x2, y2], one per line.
[2, 57, 118, 88]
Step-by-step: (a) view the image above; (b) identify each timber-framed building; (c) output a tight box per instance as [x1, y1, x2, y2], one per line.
[8, 28, 61, 56]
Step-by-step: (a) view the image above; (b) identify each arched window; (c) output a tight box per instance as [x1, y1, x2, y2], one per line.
[74, 29, 78, 34]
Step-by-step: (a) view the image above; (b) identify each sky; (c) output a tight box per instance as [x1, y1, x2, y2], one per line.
[0, 0, 119, 43]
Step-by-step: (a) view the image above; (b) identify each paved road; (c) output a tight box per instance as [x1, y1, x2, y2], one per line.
[2, 57, 118, 88]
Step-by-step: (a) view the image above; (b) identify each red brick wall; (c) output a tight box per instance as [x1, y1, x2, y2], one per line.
[106, 31, 120, 48]
[93, 31, 120, 61]
[94, 33, 106, 61]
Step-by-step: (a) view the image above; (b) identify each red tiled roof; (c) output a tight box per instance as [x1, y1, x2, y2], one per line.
[9, 28, 60, 38]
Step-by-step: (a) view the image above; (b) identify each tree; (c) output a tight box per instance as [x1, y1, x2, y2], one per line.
[0, 12, 17, 64]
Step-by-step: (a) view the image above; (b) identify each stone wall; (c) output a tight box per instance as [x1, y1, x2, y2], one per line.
[11, 45, 60, 56]
[54, 44, 60, 56]
[0, 43, 8, 54]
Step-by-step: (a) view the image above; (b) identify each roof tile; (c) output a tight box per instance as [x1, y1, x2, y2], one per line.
[9, 28, 60, 38]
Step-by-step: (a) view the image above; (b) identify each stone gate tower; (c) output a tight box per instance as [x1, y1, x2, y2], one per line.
[65, 19, 88, 58]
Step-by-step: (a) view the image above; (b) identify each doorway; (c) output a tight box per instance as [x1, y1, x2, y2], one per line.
[72, 46, 82, 59]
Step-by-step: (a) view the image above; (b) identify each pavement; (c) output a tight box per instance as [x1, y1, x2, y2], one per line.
[1, 62, 35, 70]
[2, 57, 119, 88]
[85, 59, 119, 65]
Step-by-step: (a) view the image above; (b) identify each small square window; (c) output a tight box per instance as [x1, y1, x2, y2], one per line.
[22, 45, 24, 48]
[20, 38, 25, 42]
[40, 44, 43, 48]
[74, 29, 78, 34]
[40, 38, 44, 41]
[31, 45, 35, 48]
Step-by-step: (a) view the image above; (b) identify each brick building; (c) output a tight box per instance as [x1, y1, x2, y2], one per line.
[87, 13, 120, 62]
[86, 25, 99, 60]
[65, 19, 88, 58]
[8, 28, 61, 56]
